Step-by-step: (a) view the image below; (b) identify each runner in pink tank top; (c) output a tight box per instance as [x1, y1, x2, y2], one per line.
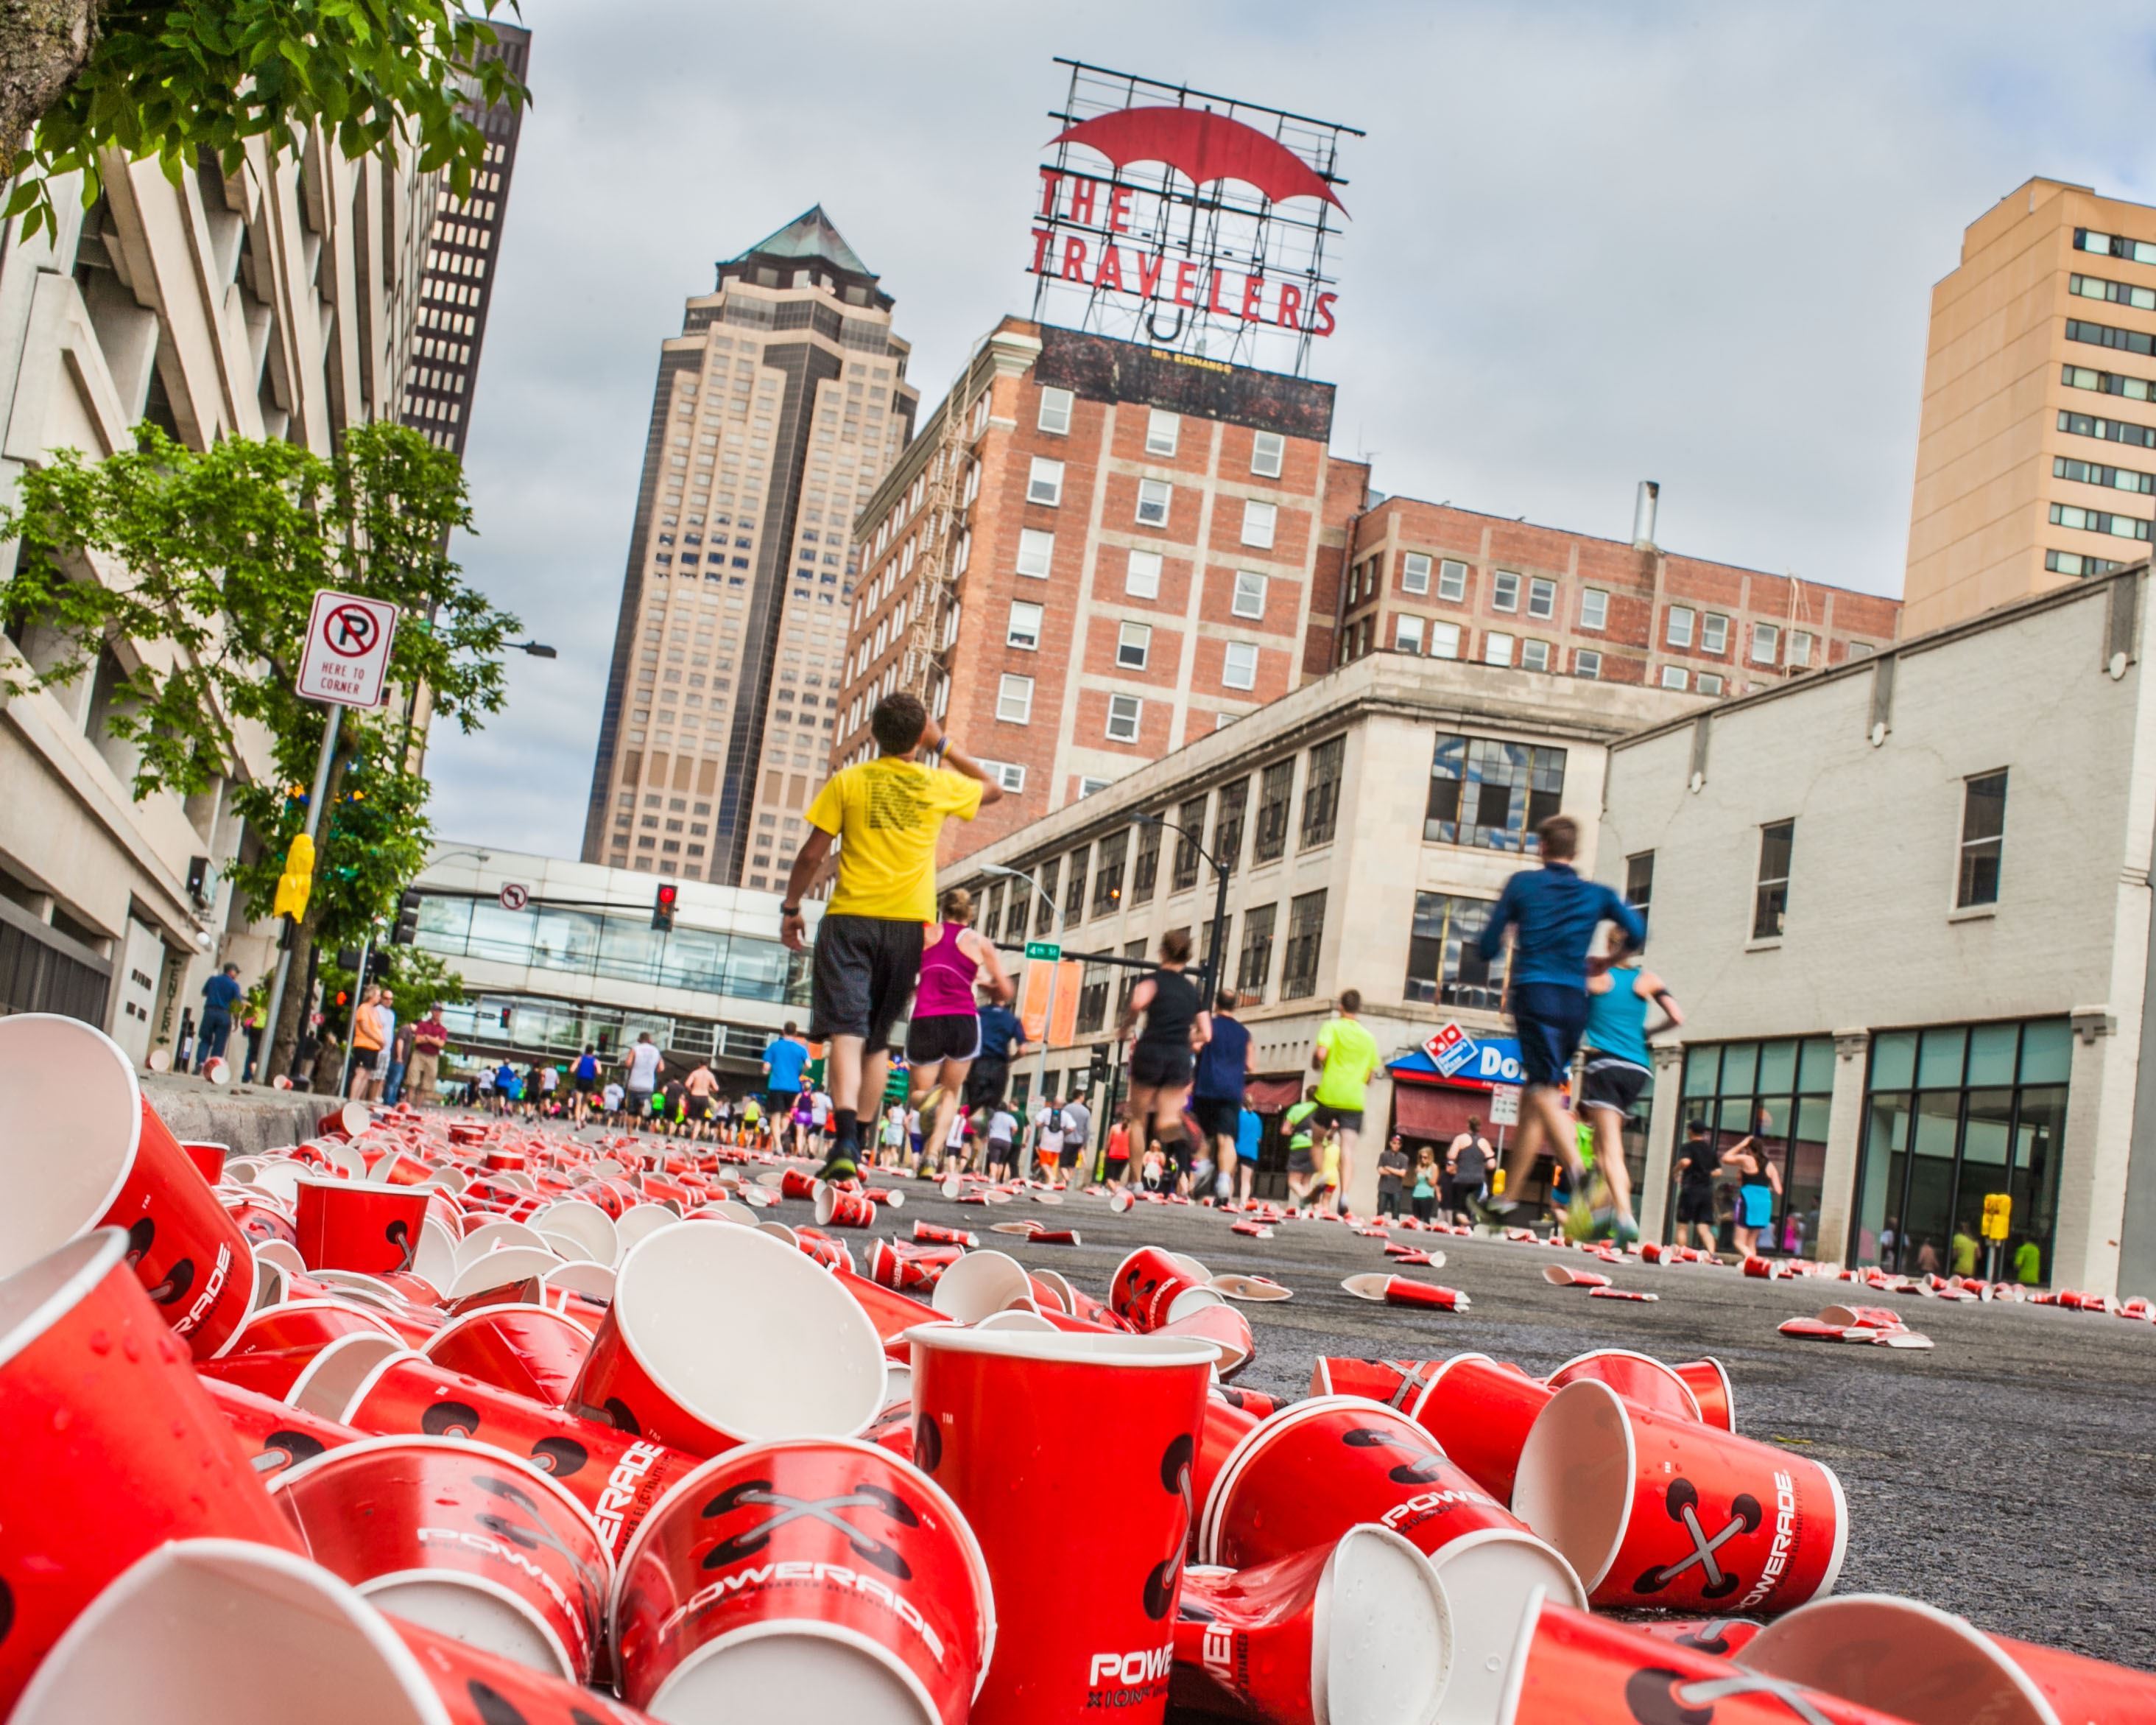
[904, 886, 1012, 1176]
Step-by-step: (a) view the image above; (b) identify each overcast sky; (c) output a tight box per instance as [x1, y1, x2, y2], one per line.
[426, 0, 2156, 859]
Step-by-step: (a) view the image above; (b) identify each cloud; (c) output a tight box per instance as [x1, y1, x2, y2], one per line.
[426, 0, 2156, 856]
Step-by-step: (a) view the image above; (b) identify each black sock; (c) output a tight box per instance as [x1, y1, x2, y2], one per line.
[834, 1109, 858, 1152]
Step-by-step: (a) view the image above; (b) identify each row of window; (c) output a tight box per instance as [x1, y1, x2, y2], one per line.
[2062, 362, 2156, 405]
[1347, 611, 1731, 693]
[992, 646, 1264, 737]
[2048, 501, 2152, 541]
[2066, 317, 2155, 359]
[2068, 272, 2156, 312]
[2044, 548, 2127, 577]
[2057, 408, 2156, 451]
[1024, 456, 1280, 548]
[1033, 388, 1289, 479]
[2075, 228, 2156, 267]
[2053, 454, 2155, 494]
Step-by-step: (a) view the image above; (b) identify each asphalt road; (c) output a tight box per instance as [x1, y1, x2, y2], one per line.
[838, 1181, 2156, 1673]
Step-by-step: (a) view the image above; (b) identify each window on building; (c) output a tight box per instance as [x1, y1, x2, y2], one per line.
[1172, 794, 1207, 891]
[1136, 478, 1172, 527]
[2053, 454, 2156, 494]
[2076, 228, 2156, 265]
[1251, 430, 1285, 478]
[1484, 632, 1515, 667]
[1026, 457, 1064, 506]
[1064, 846, 1090, 921]
[1004, 600, 1043, 650]
[1233, 570, 1267, 618]
[1241, 499, 1278, 549]
[1236, 902, 1278, 998]
[1959, 771, 2007, 908]
[1017, 527, 1054, 577]
[1521, 639, 1551, 672]
[2045, 549, 2128, 577]
[1426, 732, 1568, 851]
[2057, 407, 2156, 449]
[1682, 1036, 1837, 1262]
[1130, 816, 1162, 903]
[1037, 386, 1073, 435]
[1074, 959, 1111, 1034]
[1300, 736, 1346, 848]
[1754, 820, 1794, 939]
[1280, 890, 1327, 999]
[1666, 606, 1694, 648]
[1574, 649, 1602, 678]
[1660, 665, 1688, 690]
[1251, 759, 1294, 863]
[2049, 501, 2152, 541]
[1213, 777, 1249, 875]
[1850, 1016, 2071, 1279]
[1437, 559, 1468, 602]
[1034, 859, 1060, 935]
[1428, 620, 1462, 659]
[1527, 577, 1556, 620]
[1124, 548, 1163, 599]
[1625, 851, 1654, 913]
[1402, 552, 1431, 594]
[997, 674, 1034, 724]
[1116, 621, 1151, 670]
[1106, 693, 1142, 742]
[1789, 630, 1814, 668]
[1491, 570, 1520, 611]
[1397, 614, 1426, 653]
[1079, 776, 1111, 798]
[982, 760, 1026, 793]
[1697, 672, 1725, 696]
[1403, 892, 1501, 1008]
[1579, 588, 1609, 631]
[1145, 409, 1180, 457]
[1750, 622, 1780, 665]
[1701, 613, 1730, 654]
[1223, 641, 1258, 689]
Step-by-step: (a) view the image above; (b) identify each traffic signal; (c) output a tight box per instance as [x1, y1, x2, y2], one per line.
[1088, 1043, 1111, 1089]
[367, 949, 392, 983]
[336, 946, 362, 971]
[392, 888, 421, 945]
[652, 882, 679, 932]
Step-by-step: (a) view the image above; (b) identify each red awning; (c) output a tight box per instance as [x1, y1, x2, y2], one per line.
[1244, 1075, 1306, 1113]
[1392, 1083, 1481, 1146]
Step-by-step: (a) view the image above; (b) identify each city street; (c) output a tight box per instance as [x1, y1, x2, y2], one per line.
[860, 1183, 2156, 1670]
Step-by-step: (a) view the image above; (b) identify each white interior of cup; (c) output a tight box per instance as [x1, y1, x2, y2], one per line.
[649, 1620, 936, 1725]
[536, 1200, 618, 1265]
[1340, 1273, 1392, 1301]
[1165, 1285, 1227, 1324]
[446, 1247, 563, 1300]
[542, 1260, 616, 1302]
[1320, 1525, 1453, 1725]
[757, 1221, 800, 1247]
[289, 1332, 406, 1418]
[1509, 1380, 1634, 1592]
[8, 1539, 443, 1725]
[413, 1221, 461, 1291]
[1029, 1270, 1074, 1313]
[617, 1203, 680, 1254]
[538, 1230, 601, 1265]
[973, 1309, 1058, 1333]
[254, 1239, 307, 1276]
[1426, 1528, 1586, 1725]
[0, 1229, 127, 1373]
[456, 1220, 549, 1268]
[931, 1250, 1036, 1324]
[361, 1571, 570, 1679]
[617, 1221, 885, 1441]
[0, 1016, 140, 1285]
[1738, 1595, 2054, 1725]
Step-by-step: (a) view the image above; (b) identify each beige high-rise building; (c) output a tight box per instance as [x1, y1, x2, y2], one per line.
[1903, 177, 2156, 633]
[581, 209, 917, 885]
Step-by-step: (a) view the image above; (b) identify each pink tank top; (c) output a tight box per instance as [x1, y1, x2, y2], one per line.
[915, 922, 979, 1019]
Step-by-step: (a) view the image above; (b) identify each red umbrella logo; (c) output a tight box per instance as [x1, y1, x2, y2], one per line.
[1049, 107, 1347, 213]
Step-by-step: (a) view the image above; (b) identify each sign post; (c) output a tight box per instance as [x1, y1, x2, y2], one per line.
[499, 883, 530, 913]
[1024, 940, 1062, 961]
[1487, 1085, 1521, 1128]
[261, 590, 401, 1084]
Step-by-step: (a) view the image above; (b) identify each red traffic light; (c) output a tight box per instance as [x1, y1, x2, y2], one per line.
[652, 882, 679, 931]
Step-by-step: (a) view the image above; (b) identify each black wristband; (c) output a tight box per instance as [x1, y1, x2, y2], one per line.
[781, 902, 801, 916]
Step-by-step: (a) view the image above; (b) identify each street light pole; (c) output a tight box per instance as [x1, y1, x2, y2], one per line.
[261, 702, 342, 1083]
[1134, 813, 1232, 1006]
[982, 863, 1065, 1169]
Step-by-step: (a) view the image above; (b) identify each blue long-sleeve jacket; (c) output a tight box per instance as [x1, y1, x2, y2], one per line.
[1476, 863, 1646, 991]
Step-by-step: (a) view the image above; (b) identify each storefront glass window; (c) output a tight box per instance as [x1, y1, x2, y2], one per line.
[1674, 1036, 1835, 1257]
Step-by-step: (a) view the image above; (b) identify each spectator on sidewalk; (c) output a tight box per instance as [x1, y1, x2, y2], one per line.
[195, 963, 242, 1073]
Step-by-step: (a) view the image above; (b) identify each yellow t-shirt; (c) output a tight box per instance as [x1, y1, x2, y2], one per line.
[807, 756, 983, 921]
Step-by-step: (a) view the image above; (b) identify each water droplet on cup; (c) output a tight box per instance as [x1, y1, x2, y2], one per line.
[88, 1329, 112, 1355]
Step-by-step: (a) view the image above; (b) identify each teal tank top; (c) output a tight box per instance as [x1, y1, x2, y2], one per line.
[1584, 966, 1652, 1066]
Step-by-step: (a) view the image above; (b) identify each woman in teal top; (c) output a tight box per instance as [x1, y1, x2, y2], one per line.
[1410, 1146, 1439, 1223]
[1580, 932, 1683, 1244]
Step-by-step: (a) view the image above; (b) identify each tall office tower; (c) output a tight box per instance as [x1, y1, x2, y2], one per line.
[582, 209, 919, 883]
[1903, 176, 2156, 633]
[400, 19, 529, 452]
[829, 316, 1367, 868]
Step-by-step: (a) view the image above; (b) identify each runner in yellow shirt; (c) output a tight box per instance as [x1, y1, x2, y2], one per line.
[780, 691, 1002, 1181]
[1310, 988, 1379, 1216]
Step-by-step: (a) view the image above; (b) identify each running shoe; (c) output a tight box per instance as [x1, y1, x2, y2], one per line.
[818, 1148, 859, 1185]
[1612, 1214, 1641, 1247]
[1473, 1193, 1520, 1227]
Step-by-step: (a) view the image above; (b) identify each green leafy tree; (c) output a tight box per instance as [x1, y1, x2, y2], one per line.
[0, 418, 518, 1073]
[0, 0, 527, 242]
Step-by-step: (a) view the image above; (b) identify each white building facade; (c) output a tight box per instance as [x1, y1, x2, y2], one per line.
[1603, 563, 2156, 1297]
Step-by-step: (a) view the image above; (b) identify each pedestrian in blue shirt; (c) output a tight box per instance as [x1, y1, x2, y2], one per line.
[1233, 1105, 1264, 1206]
[1474, 814, 1646, 1232]
[194, 963, 242, 1072]
[761, 1022, 811, 1147]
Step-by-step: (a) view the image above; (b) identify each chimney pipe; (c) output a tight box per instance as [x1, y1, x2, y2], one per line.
[1632, 480, 1660, 550]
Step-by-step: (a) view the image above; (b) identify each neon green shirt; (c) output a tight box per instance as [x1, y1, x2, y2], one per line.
[1283, 1098, 1318, 1149]
[1314, 1016, 1379, 1111]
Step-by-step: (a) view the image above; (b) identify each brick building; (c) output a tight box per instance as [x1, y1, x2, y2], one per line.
[830, 316, 1368, 865]
[1335, 487, 1900, 698]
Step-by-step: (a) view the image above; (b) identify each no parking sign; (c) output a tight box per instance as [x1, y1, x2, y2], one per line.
[297, 589, 399, 709]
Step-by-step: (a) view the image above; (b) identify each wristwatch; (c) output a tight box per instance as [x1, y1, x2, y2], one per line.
[781, 902, 801, 916]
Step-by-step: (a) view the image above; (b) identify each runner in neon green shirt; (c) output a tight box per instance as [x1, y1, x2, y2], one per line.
[1283, 1091, 1321, 1212]
[1311, 990, 1379, 1215]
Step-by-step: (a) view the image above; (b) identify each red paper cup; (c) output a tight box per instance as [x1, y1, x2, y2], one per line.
[1154, 1300, 1256, 1379]
[1174, 1527, 1453, 1725]
[931, 1248, 1039, 1325]
[1817, 1304, 1907, 1330]
[1547, 1348, 1705, 1422]
[569, 1219, 886, 1454]
[181, 1139, 229, 1183]
[1499, 1594, 1912, 1724]
[200, 1373, 364, 1480]
[1110, 1245, 1214, 1330]
[1199, 1391, 1582, 1722]
[0, 1013, 257, 1357]
[1543, 1264, 1613, 1287]
[613, 1438, 993, 1724]
[425, 1302, 594, 1407]
[341, 1349, 699, 1559]
[1309, 1356, 1437, 1407]
[10, 1536, 669, 1725]
[1407, 1353, 1554, 1501]
[0, 1229, 300, 1711]
[272, 1432, 613, 1680]
[1513, 1380, 1848, 1615]
[839, 1267, 953, 1355]
[1191, 1394, 1261, 1558]
[1212, 1384, 1279, 1419]
[1341, 1273, 1470, 1309]
[914, 1221, 979, 1247]
[780, 1167, 819, 1201]
[1741, 1592, 2156, 1724]
[817, 1181, 878, 1228]
[1673, 1358, 1738, 1433]
[1629, 1615, 1765, 1659]
[909, 1326, 1216, 1725]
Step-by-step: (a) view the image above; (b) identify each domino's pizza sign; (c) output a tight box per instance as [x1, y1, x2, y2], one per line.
[1417, 1024, 1526, 1089]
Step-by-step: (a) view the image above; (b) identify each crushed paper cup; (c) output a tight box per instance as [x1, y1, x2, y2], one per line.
[1341, 1273, 1469, 1310]
[1155, 1300, 1255, 1379]
[1589, 1287, 1659, 1301]
[423, 1302, 594, 1408]
[1210, 1273, 1292, 1302]
[1512, 1380, 1847, 1615]
[1542, 1264, 1613, 1288]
